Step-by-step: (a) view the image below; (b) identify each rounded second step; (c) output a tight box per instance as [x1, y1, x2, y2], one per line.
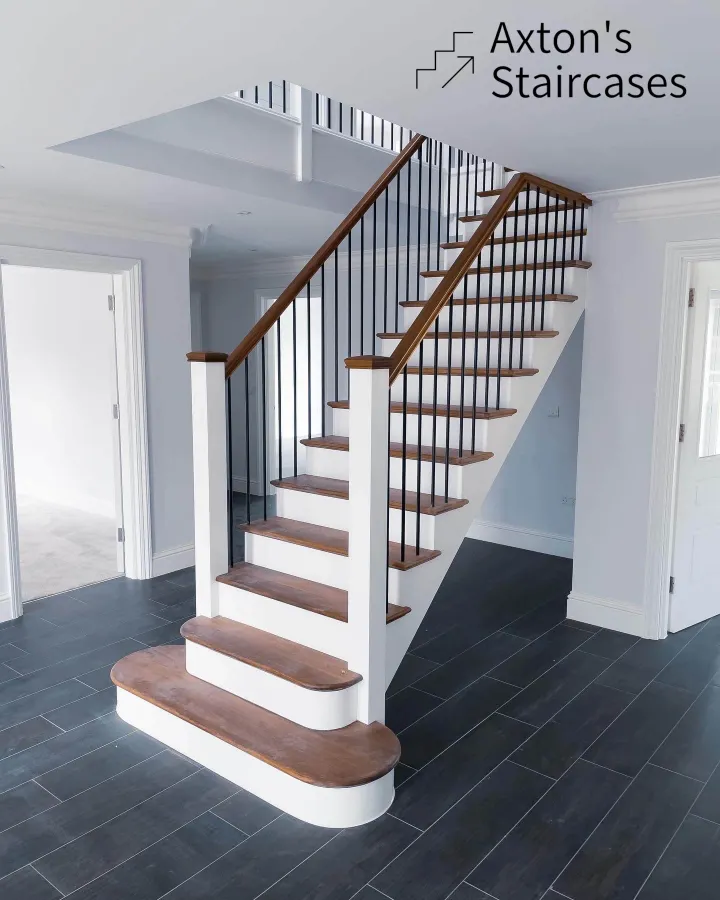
[181, 615, 361, 691]
[181, 616, 363, 730]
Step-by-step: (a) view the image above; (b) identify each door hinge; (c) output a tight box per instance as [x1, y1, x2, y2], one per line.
[679, 423, 686, 442]
[689, 288, 695, 308]
[108, 294, 115, 312]
[117, 527, 125, 543]
[670, 576, 675, 594]
[112, 403, 119, 420]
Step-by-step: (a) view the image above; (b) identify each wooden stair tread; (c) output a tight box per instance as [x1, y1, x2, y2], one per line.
[405, 366, 539, 377]
[301, 435, 493, 466]
[459, 204, 571, 222]
[272, 474, 468, 515]
[241, 517, 440, 571]
[111, 646, 399, 788]
[400, 294, 576, 307]
[440, 229, 586, 249]
[217, 562, 410, 622]
[421, 260, 592, 278]
[330, 399, 517, 421]
[378, 330, 559, 340]
[180, 616, 361, 691]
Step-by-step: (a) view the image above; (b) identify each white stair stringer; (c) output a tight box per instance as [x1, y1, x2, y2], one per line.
[383, 284, 586, 683]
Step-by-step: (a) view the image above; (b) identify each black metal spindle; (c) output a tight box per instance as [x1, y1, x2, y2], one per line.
[277, 321, 283, 477]
[350, 107, 354, 137]
[470, 245, 482, 453]
[400, 369, 408, 562]
[315, 93, 320, 125]
[444, 278, 454, 501]
[226, 378, 234, 566]
[561, 200, 569, 295]
[519, 184, 530, 368]
[282, 80, 287, 114]
[405, 157, 411, 311]
[334, 248, 339, 400]
[292, 301, 298, 476]
[416, 148, 423, 306]
[484, 234, 495, 412]
[327, 97, 332, 130]
[455, 149, 463, 241]
[579, 206, 586, 260]
[261, 338, 267, 518]
[269, 81, 273, 110]
[371, 115, 375, 145]
[321, 265, 326, 435]
[360, 216, 365, 354]
[426, 142, 433, 272]
[436, 142, 444, 269]
[508, 196, 520, 372]
[497, 210, 508, 409]
[339, 102, 343, 134]
[372, 201, 377, 353]
[541, 192, 550, 329]
[384, 186, 390, 332]
[347, 232, 352, 393]
[394, 170, 401, 329]
[531, 187, 541, 330]
[245, 357, 251, 524]
[255, 85, 259, 104]
[415, 338, 424, 554]
[473, 156, 479, 215]
[431, 315, 440, 500]
[570, 201, 577, 265]
[445, 148, 453, 244]
[458, 253, 469, 456]
[551, 192, 560, 296]
[307, 283, 312, 438]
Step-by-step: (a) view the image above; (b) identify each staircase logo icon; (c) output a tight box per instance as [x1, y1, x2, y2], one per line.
[416, 31, 475, 88]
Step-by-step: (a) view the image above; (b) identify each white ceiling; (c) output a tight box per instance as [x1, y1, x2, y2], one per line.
[0, 0, 716, 251]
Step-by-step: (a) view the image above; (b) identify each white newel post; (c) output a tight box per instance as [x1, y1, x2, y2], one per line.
[187, 352, 229, 619]
[346, 356, 391, 725]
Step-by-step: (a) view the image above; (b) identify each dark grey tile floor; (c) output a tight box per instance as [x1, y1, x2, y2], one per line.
[0, 539, 716, 899]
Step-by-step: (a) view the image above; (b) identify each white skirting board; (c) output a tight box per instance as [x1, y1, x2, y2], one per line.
[0, 593, 14, 623]
[467, 519, 574, 559]
[566, 591, 647, 637]
[116, 687, 395, 828]
[152, 544, 195, 577]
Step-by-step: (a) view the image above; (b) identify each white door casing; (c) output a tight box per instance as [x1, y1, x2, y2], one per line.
[670, 261, 720, 631]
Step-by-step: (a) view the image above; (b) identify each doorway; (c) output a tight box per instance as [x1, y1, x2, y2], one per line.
[670, 260, 720, 632]
[2, 266, 124, 601]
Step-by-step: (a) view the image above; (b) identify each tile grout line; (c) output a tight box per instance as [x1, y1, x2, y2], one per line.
[385, 811, 423, 832]
[250, 828, 345, 900]
[25, 768, 212, 884]
[0, 744, 168, 835]
[154, 811, 283, 900]
[31, 778, 64, 803]
[37, 795, 248, 898]
[28, 863, 66, 898]
[0, 677, 104, 740]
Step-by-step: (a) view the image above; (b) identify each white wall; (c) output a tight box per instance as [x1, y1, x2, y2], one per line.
[475, 321, 584, 558]
[571, 187, 720, 637]
[3, 267, 117, 518]
[0, 223, 193, 578]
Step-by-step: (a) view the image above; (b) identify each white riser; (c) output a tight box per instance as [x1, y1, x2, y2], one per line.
[443, 237, 580, 268]
[379, 336, 540, 369]
[245, 531, 348, 590]
[391, 372, 514, 408]
[401, 302, 559, 334]
[116, 688, 394, 828]
[276, 486, 438, 549]
[302, 444, 465, 498]
[332, 405, 491, 451]
[185, 641, 358, 730]
[423, 266, 584, 302]
[217, 580, 347, 657]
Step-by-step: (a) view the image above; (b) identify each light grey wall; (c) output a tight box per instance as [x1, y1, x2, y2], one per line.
[480, 320, 584, 541]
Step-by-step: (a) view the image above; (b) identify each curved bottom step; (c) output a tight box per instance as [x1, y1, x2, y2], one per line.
[111, 646, 399, 828]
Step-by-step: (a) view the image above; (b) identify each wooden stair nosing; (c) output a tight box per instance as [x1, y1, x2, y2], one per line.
[440, 229, 586, 250]
[421, 260, 592, 278]
[241, 517, 440, 571]
[301, 435, 494, 467]
[217, 562, 410, 623]
[458, 203, 571, 222]
[400, 294, 577, 308]
[180, 616, 361, 691]
[378, 330, 560, 340]
[111, 646, 400, 788]
[330, 399, 517, 421]
[271, 474, 468, 516]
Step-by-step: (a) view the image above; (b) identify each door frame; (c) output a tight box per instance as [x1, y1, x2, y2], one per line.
[0, 246, 152, 620]
[645, 238, 720, 639]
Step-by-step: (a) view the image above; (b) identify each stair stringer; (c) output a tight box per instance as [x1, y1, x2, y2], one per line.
[384, 283, 586, 684]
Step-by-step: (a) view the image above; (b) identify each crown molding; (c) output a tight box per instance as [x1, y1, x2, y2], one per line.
[0, 197, 193, 248]
[191, 242, 431, 282]
[590, 174, 720, 222]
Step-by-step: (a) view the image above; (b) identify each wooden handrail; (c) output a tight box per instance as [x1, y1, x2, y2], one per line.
[225, 133, 428, 379]
[387, 173, 592, 383]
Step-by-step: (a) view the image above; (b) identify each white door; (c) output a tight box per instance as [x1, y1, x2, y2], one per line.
[670, 260, 720, 631]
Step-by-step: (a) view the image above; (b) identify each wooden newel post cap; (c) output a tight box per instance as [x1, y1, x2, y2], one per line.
[186, 352, 229, 363]
[344, 356, 392, 370]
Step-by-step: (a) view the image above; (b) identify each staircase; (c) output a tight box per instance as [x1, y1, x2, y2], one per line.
[111, 134, 591, 827]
